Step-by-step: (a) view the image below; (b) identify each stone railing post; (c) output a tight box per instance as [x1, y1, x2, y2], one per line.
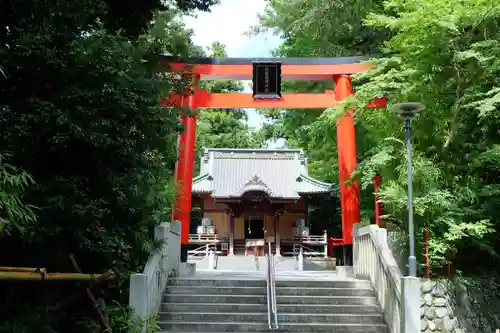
[208, 250, 215, 270]
[129, 273, 148, 328]
[352, 223, 362, 275]
[169, 221, 181, 273]
[129, 221, 183, 333]
[401, 276, 421, 333]
[375, 227, 388, 246]
[155, 223, 169, 271]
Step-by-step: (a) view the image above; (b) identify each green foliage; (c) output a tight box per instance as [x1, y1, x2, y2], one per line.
[255, 0, 500, 273]
[175, 0, 220, 12]
[106, 302, 160, 333]
[1, 0, 219, 41]
[0, 0, 216, 331]
[353, 0, 500, 270]
[0, 154, 37, 235]
[0, 301, 161, 333]
[1, 27, 180, 268]
[251, 0, 390, 57]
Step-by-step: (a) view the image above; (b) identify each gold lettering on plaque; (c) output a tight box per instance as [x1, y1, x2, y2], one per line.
[264, 67, 269, 93]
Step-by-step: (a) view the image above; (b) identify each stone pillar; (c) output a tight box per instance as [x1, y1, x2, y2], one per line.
[129, 274, 148, 323]
[401, 276, 421, 333]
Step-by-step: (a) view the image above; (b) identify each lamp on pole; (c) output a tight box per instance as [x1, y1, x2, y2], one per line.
[391, 102, 425, 277]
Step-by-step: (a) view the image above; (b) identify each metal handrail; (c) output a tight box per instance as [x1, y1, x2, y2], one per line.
[266, 242, 278, 331]
[293, 244, 323, 257]
[270, 247, 278, 330]
[265, 252, 272, 330]
[188, 243, 211, 255]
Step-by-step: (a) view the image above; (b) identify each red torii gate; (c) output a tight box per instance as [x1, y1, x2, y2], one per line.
[161, 56, 386, 262]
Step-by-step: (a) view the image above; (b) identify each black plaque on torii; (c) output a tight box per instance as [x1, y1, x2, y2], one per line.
[252, 61, 282, 99]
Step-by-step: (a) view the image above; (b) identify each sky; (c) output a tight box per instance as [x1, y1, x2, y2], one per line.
[183, 0, 281, 130]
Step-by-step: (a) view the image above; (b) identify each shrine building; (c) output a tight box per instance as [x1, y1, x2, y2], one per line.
[188, 148, 332, 257]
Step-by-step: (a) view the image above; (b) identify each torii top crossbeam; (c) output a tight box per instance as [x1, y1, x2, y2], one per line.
[161, 56, 372, 80]
[160, 55, 386, 109]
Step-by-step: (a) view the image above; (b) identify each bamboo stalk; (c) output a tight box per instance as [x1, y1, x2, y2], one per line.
[69, 254, 111, 332]
[0, 266, 47, 273]
[0, 269, 115, 281]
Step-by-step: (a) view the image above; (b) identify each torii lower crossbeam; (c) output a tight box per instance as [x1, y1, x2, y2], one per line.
[163, 90, 387, 109]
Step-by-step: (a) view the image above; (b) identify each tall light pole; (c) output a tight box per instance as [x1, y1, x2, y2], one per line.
[391, 102, 425, 277]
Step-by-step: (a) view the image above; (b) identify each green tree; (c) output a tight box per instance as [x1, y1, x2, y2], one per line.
[353, 0, 500, 272]
[0, 0, 218, 331]
[254, 0, 500, 274]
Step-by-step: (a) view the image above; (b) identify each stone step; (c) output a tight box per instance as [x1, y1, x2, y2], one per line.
[165, 286, 266, 296]
[166, 285, 374, 297]
[277, 280, 367, 288]
[159, 312, 384, 324]
[276, 295, 379, 305]
[157, 321, 388, 333]
[161, 302, 381, 314]
[168, 278, 370, 289]
[161, 302, 266, 313]
[168, 278, 266, 288]
[276, 287, 374, 297]
[164, 294, 378, 305]
[277, 304, 381, 314]
[164, 294, 267, 304]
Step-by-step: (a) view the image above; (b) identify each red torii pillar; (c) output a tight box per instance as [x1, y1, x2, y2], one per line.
[172, 76, 199, 262]
[334, 75, 359, 263]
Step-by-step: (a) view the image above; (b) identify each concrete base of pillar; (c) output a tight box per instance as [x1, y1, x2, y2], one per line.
[180, 243, 188, 263]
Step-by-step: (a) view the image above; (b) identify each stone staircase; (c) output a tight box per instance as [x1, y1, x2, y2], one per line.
[157, 276, 388, 333]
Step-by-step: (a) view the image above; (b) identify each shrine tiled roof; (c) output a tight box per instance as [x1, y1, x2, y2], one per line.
[192, 148, 332, 199]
